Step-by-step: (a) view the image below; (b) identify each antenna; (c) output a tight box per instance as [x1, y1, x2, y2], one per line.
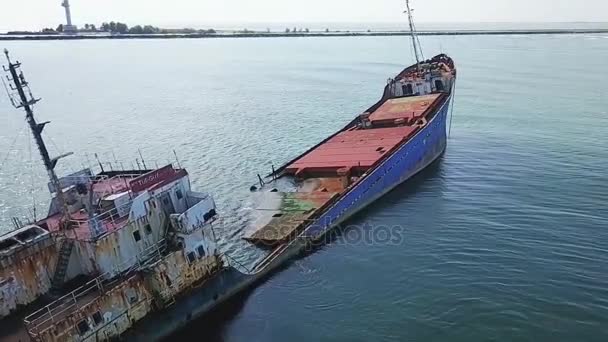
[112, 150, 119, 167]
[404, 0, 424, 69]
[173, 149, 182, 169]
[94, 152, 104, 172]
[2, 49, 72, 223]
[138, 149, 148, 169]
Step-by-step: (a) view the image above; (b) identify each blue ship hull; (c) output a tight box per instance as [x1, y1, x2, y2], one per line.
[304, 92, 452, 239]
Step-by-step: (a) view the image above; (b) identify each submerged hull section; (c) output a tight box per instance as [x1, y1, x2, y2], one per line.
[124, 267, 250, 341]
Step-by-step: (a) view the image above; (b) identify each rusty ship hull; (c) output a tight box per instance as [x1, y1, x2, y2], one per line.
[1, 50, 245, 342]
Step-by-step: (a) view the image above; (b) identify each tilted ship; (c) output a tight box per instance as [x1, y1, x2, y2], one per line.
[0, 50, 248, 341]
[244, 0, 457, 252]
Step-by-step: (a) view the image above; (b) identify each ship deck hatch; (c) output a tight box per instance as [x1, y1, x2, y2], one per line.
[284, 126, 418, 177]
[368, 93, 442, 126]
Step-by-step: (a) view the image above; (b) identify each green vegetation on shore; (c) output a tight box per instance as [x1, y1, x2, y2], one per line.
[6, 21, 216, 35]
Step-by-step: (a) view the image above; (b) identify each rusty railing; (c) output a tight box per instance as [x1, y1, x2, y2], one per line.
[23, 238, 168, 337]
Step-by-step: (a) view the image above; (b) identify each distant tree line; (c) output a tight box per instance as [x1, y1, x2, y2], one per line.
[97, 22, 216, 35]
[11, 22, 216, 35]
[7, 23, 360, 37]
[284, 28, 311, 33]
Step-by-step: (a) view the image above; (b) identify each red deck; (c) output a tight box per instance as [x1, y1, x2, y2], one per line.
[286, 126, 418, 175]
[369, 94, 441, 125]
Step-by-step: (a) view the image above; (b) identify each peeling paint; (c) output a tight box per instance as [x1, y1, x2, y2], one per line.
[25, 250, 220, 341]
[27, 275, 153, 341]
[0, 231, 58, 318]
[1, 166, 224, 341]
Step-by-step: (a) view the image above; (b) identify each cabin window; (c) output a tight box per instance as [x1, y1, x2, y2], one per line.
[163, 274, 172, 287]
[126, 288, 138, 304]
[144, 224, 152, 235]
[203, 209, 217, 222]
[435, 80, 444, 92]
[402, 83, 413, 95]
[187, 252, 197, 263]
[77, 320, 90, 335]
[0, 238, 19, 251]
[92, 311, 103, 325]
[197, 245, 206, 258]
[176, 189, 183, 200]
[133, 230, 142, 242]
[16, 228, 40, 242]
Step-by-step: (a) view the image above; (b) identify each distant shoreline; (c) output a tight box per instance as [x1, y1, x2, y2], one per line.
[2, 29, 608, 41]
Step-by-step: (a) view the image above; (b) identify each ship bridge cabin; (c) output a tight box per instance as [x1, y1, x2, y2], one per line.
[0, 164, 219, 321]
[37, 164, 218, 277]
[388, 54, 456, 98]
[16, 164, 222, 342]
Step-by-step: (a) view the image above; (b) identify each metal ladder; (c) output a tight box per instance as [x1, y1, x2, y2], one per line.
[50, 239, 75, 292]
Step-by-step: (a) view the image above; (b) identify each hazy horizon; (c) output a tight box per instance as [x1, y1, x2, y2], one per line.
[1, 0, 607, 33]
[2, 21, 608, 34]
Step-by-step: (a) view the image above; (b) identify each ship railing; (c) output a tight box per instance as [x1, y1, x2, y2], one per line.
[221, 253, 253, 275]
[67, 200, 134, 241]
[91, 159, 168, 176]
[95, 172, 144, 182]
[94, 173, 142, 196]
[95, 200, 133, 223]
[23, 238, 168, 336]
[80, 294, 152, 341]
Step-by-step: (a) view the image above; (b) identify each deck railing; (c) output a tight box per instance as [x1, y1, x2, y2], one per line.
[66, 199, 134, 241]
[24, 239, 168, 337]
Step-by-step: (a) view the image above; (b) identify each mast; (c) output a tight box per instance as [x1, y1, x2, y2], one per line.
[405, 0, 423, 68]
[3, 49, 73, 224]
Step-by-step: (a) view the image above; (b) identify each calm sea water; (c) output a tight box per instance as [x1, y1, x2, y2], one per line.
[1, 34, 608, 341]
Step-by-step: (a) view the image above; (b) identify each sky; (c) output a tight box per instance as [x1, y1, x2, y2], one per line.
[1, 0, 607, 32]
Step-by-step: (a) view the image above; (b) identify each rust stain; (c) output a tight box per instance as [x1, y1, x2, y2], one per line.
[25, 250, 220, 341]
[32, 275, 152, 342]
[1, 239, 58, 317]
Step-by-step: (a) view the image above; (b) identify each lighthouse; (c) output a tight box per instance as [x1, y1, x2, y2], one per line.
[61, 0, 77, 33]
